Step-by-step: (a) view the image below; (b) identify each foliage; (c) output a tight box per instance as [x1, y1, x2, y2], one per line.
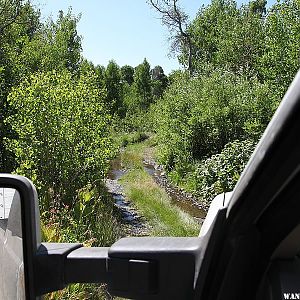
[19, 8, 82, 74]
[155, 69, 275, 172]
[121, 65, 134, 85]
[259, 0, 300, 97]
[120, 132, 149, 147]
[1, 0, 299, 297]
[42, 183, 121, 300]
[133, 58, 153, 109]
[6, 70, 115, 209]
[105, 60, 124, 116]
[151, 65, 168, 99]
[148, 0, 194, 74]
[0, 0, 40, 172]
[0, 4, 83, 173]
[178, 0, 300, 94]
[183, 0, 265, 76]
[41, 182, 121, 247]
[44, 283, 117, 300]
[188, 140, 255, 206]
[151, 0, 300, 207]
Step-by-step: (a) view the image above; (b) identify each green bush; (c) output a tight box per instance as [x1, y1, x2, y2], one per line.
[6, 70, 115, 209]
[191, 140, 255, 206]
[259, 0, 300, 98]
[120, 131, 149, 147]
[155, 69, 276, 172]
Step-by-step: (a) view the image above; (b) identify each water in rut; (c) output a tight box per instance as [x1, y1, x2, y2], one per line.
[105, 153, 207, 231]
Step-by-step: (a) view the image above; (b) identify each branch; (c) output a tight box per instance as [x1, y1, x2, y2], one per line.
[149, 0, 168, 14]
[149, 0, 176, 26]
[148, 0, 194, 74]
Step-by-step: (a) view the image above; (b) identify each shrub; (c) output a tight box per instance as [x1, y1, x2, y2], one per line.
[191, 140, 255, 206]
[155, 69, 276, 172]
[41, 182, 121, 247]
[6, 70, 115, 209]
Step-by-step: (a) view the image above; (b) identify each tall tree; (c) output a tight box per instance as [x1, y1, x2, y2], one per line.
[133, 58, 152, 109]
[186, 0, 265, 76]
[20, 8, 82, 74]
[121, 65, 134, 85]
[259, 0, 300, 96]
[105, 60, 124, 115]
[0, 0, 23, 37]
[148, 0, 194, 74]
[151, 65, 168, 99]
[249, 0, 267, 17]
[94, 64, 106, 91]
[0, 0, 40, 172]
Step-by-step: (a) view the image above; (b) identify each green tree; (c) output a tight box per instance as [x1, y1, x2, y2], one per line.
[148, 0, 194, 74]
[0, 0, 25, 37]
[133, 58, 152, 109]
[185, 0, 264, 76]
[20, 8, 82, 74]
[155, 70, 274, 172]
[249, 0, 267, 17]
[79, 59, 95, 73]
[6, 70, 114, 209]
[105, 60, 124, 115]
[94, 64, 106, 90]
[151, 65, 168, 99]
[121, 65, 134, 85]
[0, 0, 40, 172]
[259, 0, 300, 97]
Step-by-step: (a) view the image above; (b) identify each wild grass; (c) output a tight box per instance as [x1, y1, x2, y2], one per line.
[41, 183, 122, 300]
[120, 140, 199, 237]
[120, 143, 144, 169]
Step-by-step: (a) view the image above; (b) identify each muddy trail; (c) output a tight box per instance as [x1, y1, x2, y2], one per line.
[142, 146, 207, 221]
[105, 146, 207, 235]
[105, 157, 151, 236]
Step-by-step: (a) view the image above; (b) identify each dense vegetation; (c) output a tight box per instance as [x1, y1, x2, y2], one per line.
[150, 0, 300, 204]
[1, 0, 300, 298]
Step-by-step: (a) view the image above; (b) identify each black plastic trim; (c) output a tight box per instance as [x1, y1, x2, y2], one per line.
[34, 242, 82, 296]
[0, 174, 41, 300]
[65, 247, 109, 283]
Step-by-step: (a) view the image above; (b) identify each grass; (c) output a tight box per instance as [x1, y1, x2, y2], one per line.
[120, 140, 146, 169]
[41, 184, 122, 300]
[120, 139, 199, 237]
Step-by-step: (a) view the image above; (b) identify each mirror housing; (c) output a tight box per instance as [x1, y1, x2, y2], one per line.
[0, 174, 40, 299]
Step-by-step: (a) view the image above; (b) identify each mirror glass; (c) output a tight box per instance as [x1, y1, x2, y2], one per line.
[0, 188, 25, 300]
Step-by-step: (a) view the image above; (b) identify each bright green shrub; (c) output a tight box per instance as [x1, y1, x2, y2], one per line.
[6, 70, 115, 209]
[41, 183, 121, 247]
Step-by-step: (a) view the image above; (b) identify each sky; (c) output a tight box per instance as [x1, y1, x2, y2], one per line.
[33, 1, 274, 74]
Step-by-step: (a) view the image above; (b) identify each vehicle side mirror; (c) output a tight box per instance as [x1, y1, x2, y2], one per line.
[0, 174, 41, 300]
[0, 174, 83, 298]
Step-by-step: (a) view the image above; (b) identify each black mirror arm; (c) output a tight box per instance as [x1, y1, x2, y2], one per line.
[34, 243, 82, 296]
[65, 246, 109, 283]
[33, 237, 204, 300]
[107, 237, 203, 299]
